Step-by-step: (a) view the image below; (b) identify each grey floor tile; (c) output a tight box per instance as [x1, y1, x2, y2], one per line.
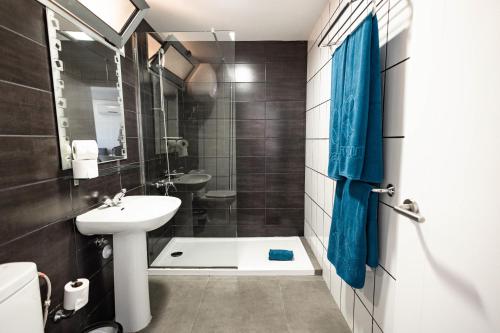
[279, 278, 351, 333]
[191, 276, 290, 333]
[139, 276, 209, 333]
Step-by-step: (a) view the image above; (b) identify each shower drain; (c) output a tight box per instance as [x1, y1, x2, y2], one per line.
[171, 251, 183, 257]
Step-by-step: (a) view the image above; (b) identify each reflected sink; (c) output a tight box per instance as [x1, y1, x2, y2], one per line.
[76, 195, 181, 235]
[75, 195, 181, 332]
[173, 173, 211, 191]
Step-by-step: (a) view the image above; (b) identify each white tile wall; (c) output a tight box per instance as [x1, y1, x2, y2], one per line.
[304, 0, 414, 331]
[354, 295, 373, 333]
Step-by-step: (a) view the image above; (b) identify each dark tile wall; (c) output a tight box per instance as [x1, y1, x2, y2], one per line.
[0, 0, 143, 331]
[234, 41, 306, 237]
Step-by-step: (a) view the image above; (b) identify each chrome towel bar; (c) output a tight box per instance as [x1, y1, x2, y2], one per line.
[394, 199, 425, 223]
[372, 184, 395, 196]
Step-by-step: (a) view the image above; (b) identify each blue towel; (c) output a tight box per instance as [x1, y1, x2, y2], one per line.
[269, 249, 294, 261]
[328, 14, 383, 183]
[326, 15, 382, 289]
[327, 179, 379, 288]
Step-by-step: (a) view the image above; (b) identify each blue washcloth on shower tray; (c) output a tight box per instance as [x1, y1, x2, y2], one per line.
[269, 249, 294, 261]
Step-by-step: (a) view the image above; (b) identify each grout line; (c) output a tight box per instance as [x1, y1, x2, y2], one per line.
[0, 24, 46, 48]
[188, 276, 211, 333]
[277, 279, 293, 333]
[382, 57, 410, 72]
[0, 78, 52, 94]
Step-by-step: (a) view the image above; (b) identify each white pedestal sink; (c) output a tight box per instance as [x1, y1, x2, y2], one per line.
[76, 195, 181, 332]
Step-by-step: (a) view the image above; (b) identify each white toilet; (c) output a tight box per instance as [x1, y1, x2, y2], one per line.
[0, 262, 44, 333]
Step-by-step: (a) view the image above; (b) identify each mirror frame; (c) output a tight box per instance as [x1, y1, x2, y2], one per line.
[46, 8, 127, 170]
[37, 0, 149, 48]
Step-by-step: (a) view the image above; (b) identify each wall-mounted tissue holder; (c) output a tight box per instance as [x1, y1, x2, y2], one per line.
[53, 278, 89, 323]
[72, 140, 99, 185]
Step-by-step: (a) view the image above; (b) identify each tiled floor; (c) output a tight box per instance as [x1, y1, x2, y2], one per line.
[140, 275, 350, 333]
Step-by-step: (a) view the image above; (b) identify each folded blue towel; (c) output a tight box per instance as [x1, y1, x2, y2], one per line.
[327, 178, 379, 288]
[269, 249, 294, 261]
[328, 14, 383, 183]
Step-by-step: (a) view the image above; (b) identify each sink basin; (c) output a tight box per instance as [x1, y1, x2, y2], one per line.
[173, 173, 211, 191]
[75, 195, 181, 332]
[76, 195, 181, 235]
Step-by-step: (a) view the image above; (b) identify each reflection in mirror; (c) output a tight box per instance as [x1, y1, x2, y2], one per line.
[46, 9, 127, 169]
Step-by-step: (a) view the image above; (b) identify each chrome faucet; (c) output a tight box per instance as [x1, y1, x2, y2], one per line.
[165, 169, 184, 178]
[103, 188, 127, 207]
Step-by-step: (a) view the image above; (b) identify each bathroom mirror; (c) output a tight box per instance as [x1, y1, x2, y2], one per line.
[46, 9, 127, 170]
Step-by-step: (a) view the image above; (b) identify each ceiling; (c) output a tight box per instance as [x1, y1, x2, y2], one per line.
[144, 0, 328, 41]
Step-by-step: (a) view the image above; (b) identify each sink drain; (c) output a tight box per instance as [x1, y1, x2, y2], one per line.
[171, 251, 183, 257]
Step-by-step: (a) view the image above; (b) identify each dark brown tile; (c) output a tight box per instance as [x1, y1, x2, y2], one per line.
[174, 225, 237, 238]
[71, 172, 121, 213]
[125, 137, 140, 164]
[0, 219, 76, 307]
[236, 173, 265, 191]
[120, 166, 141, 190]
[85, 291, 115, 326]
[265, 138, 305, 156]
[121, 57, 136, 87]
[85, 262, 114, 314]
[266, 173, 304, 192]
[236, 120, 265, 138]
[235, 42, 267, 63]
[0, 27, 51, 91]
[236, 157, 265, 174]
[235, 83, 266, 102]
[0, 0, 46, 44]
[265, 42, 307, 62]
[265, 120, 305, 138]
[125, 110, 138, 138]
[0, 178, 72, 245]
[122, 82, 137, 112]
[266, 192, 303, 208]
[0, 137, 61, 189]
[235, 101, 266, 120]
[236, 192, 265, 208]
[0, 81, 56, 135]
[264, 226, 304, 237]
[266, 101, 305, 120]
[266, 156, 305, 173]
[203, 209, 231, 226]
[236, 139, 265, 156]
[237, 224, 266, 237]
[266, 62, 306, 82]
[266, 208, 304, 226]
[231, 209, 265, 225]
[266, 81, 306, 101]
[235, 64, 265, 82]
[141, 114, 154, 139]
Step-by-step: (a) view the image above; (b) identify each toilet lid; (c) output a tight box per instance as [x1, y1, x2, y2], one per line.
[205, 190, 236, 198]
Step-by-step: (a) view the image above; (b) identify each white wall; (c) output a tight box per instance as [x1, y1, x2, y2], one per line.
[305, 0, 500, 332]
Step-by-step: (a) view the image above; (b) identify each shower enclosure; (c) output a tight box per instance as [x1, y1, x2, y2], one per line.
[139, 30, 239, 268]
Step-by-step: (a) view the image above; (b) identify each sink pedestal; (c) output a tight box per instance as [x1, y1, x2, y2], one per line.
[113, 231, 151, 332]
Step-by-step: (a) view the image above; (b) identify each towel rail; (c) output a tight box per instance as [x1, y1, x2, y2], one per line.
[372, 184, 395, 196]
[318, 0, 382, 48]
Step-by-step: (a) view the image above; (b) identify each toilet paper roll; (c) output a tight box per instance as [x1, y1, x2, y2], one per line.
[72, 140, 98, 160]
[72, 159, 98, 179]
[63, 278, 89, 311]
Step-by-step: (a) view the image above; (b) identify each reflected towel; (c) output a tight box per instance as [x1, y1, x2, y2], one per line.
[327, 178, 379, 288]
[269, 249, 294, 261]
